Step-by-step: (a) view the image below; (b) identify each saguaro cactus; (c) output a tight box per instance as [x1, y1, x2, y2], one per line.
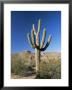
[27, 19, 52, 76]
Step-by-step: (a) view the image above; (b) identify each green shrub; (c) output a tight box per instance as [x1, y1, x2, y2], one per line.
[37, 59, 61, 79]
[11, 58, 35, 77]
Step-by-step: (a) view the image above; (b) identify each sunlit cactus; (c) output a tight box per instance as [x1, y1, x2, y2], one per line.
[27, 19, 52, 77]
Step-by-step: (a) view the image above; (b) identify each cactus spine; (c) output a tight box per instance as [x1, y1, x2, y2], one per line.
[27, 19, 52, 76]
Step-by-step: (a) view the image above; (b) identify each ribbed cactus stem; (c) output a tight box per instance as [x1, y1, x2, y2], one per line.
[36, 32, 40, 46]
[40, 28, 46, 48]
[40, 35, 52, 51]
[48, 35, 52, 44]
[27, 33, 35, 48]
[32, 24, 36, 35]
[35, 49, 40, 74]
[33, 24, 34, 30]
[38, 19, 41, 33]
[31, 29, 35, 47]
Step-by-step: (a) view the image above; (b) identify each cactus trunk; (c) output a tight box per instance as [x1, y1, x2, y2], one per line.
[35, 48, 40, 75]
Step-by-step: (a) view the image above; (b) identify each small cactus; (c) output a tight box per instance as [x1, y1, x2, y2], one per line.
[27, 19, 52, 77]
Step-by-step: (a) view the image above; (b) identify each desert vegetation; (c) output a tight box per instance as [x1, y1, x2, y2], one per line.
[11, 51, 61, 79]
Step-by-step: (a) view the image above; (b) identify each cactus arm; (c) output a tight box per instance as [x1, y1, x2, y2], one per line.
[36, 32, 40, 46]
[27, 33, 35, 48]
[32, 24, 36, 35]
[40, 35, 52, 51]
[40, 28, 46, 48]
[35, 19, 41, 47]
[35, 35, 52, 51]
[31, 29, 36, 48]
[38, 19, 41, 33]
[47, 35, 52, 44]
[40, 42, 50, 51]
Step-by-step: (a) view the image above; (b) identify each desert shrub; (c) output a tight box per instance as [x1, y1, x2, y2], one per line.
[11, 58, 35, 77]
[51, 64, 61, 79]
[37, 59, 61, 79]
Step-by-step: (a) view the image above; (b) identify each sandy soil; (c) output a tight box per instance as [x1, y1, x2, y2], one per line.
[11, 74, 36, 79]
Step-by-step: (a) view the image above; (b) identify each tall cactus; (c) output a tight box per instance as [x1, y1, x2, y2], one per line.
[27, 19, 52, 76]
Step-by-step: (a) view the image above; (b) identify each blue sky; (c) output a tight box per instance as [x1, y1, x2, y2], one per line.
[11, 11, 61, 53]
